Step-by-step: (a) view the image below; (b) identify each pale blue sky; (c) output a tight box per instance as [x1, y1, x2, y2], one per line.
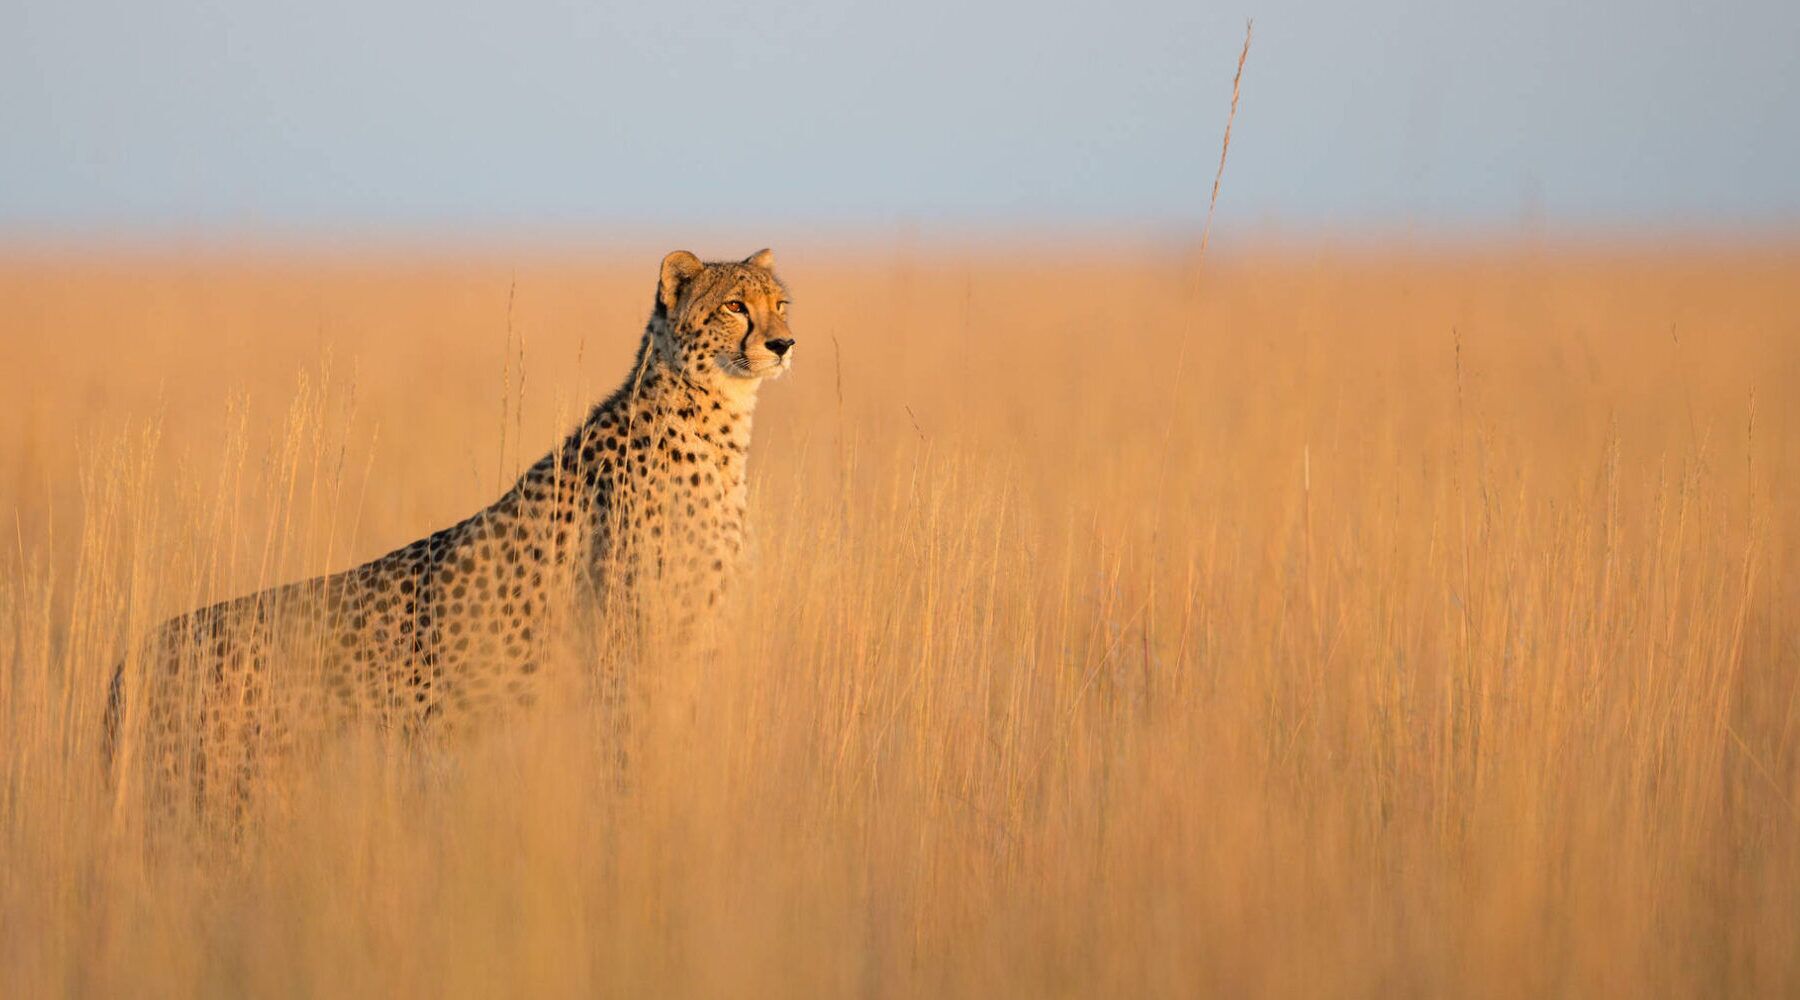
[2, 0, 1796, 235]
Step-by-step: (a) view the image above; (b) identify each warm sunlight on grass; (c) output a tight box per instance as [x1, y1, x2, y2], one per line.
[2, 243, 1796, 996]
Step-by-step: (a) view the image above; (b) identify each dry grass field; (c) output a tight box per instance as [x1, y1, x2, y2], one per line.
[1, 241, 1796, 997]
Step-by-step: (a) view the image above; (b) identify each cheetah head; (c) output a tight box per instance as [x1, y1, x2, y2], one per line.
[652, 248, 794, 390]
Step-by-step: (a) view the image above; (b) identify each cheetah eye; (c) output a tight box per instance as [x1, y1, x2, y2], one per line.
[721, 300, 747, 316]
[775, 300, 788, 315]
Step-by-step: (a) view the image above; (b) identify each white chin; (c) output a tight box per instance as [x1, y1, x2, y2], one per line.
[741, 357, 792, 377]
[721, 356, 789, 380]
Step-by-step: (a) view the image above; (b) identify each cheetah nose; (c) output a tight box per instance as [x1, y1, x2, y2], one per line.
[766, 338, 794, 357]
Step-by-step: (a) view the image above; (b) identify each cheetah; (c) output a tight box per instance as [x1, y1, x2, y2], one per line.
[105, 248, 795, 818]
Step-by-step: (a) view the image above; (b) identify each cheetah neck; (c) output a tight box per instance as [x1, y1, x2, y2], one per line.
[588, 337, 760, 467]
[494, 334, 759, 576]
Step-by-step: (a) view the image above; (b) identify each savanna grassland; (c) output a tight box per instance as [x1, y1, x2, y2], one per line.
[1, 241, 1796, 997]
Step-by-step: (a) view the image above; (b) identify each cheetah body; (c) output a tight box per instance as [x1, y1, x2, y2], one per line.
[107, 250, 795, 809]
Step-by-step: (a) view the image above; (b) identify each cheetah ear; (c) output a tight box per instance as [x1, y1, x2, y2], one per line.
[658, 250, 705, 313]
[742, 248, 776, 271]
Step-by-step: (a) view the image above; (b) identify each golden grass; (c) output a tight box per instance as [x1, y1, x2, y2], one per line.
[1, 241, 1797, 997]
